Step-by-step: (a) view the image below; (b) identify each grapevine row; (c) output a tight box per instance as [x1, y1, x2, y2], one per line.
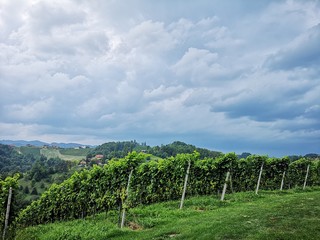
[17, 152, 320, 226]
[0, 174, 19, 237]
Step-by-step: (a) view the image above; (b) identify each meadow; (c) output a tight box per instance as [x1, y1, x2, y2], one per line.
[17, 146, 89, 161]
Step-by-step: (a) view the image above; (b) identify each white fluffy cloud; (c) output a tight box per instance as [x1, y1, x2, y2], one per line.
[0, 0, 320, 156]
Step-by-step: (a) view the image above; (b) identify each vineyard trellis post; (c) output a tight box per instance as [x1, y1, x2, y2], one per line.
[120, 169, 133, 228]
[2, 187, 12, 240]
[303, 164, 310, 190]
[221, 171, 230, 201]
[280, 171, 286, 191]
[255, 163, 264, 195]
[180, 161, 191, 209]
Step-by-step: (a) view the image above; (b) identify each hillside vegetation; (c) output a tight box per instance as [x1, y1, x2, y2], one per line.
[39, 148, 87, 161]
[0, 144, 82, 218]
[0, 142, 319, 239]
[15, 145, 89, 161]
[15, 188, 320, 240]
[0, 144, 36, 175]
[16, 151, 320, 227]
[87, 140, 222, 161]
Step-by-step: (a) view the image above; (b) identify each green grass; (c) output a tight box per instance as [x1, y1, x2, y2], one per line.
[16, 146, 41, 157]
[59, 148, 91, 156]
[15, 188, 320, 240]
[40, 148, 85, 161]
[15, 146, 87, 161]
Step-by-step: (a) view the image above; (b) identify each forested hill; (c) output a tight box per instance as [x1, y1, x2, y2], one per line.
[87, 141, 222, 160]
[0, 144, 74, 178]
[0, 144, 36, 175]
[149, 141, 222, 159]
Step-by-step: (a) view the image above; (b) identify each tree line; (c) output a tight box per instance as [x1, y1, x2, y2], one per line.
[87, 140, 222, 161]
[0, 144, 36, 176]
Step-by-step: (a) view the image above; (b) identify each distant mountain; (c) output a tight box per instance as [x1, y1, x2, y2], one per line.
[0, 140, 92, 148]
[237, 152, 252, 159]
[0, 140, 47, 147]
[50, 142, 92, 148]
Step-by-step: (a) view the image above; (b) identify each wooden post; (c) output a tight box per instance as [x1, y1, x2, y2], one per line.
[120, 169, 133, 228]
[280, 171, 286, 191]
[303, 164, 310, 190]
[221, 171, 230, 201]
[180, 161, 191, 209]
[2, 187, 12, 240]
[255, 163, 264, 195]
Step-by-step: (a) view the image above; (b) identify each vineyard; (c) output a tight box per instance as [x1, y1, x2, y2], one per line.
[0, 174, 19, 239]
[15, 189, 320, 240]
[15, 152, 320, 227]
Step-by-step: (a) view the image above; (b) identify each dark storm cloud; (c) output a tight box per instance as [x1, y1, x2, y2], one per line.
[265, 24, 320, 70]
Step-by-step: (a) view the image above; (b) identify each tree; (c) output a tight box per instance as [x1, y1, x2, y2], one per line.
[23, 186, 30, 194]
[31, 187, 38, 195]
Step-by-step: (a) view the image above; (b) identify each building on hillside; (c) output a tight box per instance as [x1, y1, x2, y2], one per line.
[95, 154, 104, 159]
[79, 160, 87, 167]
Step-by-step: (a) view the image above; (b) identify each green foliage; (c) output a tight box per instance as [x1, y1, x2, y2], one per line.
[87, 141, 221, 160]
[287, 158, 312, 188]
[59, 148, 91, 156]
[23, 186, 30, 194]
[37, 147, 87, 161]
[28, 156, 74, 181]
[30, 187, 38, 195]
[263, 157, 290, 190]
[0, 173, 20, 236]
[16, 146, 41, 158]
[8, 152, 80, 216]
[0, 144, 36, 175]
[40, 182, 45, 189]
[16, 151, 320, 227]
[87, 141, 144, 160]
[148, 141, 221, 159]
[232, 155, 269, 191]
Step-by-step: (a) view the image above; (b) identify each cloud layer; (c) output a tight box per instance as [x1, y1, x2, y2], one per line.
[1, 0, 319, 156]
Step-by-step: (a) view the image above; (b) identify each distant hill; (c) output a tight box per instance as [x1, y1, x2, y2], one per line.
[149, 141, 222, 159]
[237, 152, 252, 159]
[88, 140, 222, 160]
[0, 143, 37, 174]
[0, 140, 47, 147]
[0, 140, 92, 148]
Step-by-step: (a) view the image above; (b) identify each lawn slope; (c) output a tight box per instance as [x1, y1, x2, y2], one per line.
[40, 148, 87, 161]
[15, 188, 320, 240]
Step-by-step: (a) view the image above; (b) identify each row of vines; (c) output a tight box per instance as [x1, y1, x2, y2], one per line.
[0, 174, 19, 238]
[17, 152, 320, 227]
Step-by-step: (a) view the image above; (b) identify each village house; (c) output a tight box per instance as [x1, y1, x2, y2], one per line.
[94, 154, 104, 159]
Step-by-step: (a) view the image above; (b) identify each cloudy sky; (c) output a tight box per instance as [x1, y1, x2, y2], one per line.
[1, 0, 319, 156]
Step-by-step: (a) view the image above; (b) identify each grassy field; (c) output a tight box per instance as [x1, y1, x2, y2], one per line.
[40, 148, 86, 161]
[15, 188, 320, 240]
[15, 146, 88, 161]
[59, 148, 91, 156]
[16, 146, 41, 157]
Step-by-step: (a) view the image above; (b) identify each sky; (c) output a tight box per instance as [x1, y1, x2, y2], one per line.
[0, 0, 319, 157]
